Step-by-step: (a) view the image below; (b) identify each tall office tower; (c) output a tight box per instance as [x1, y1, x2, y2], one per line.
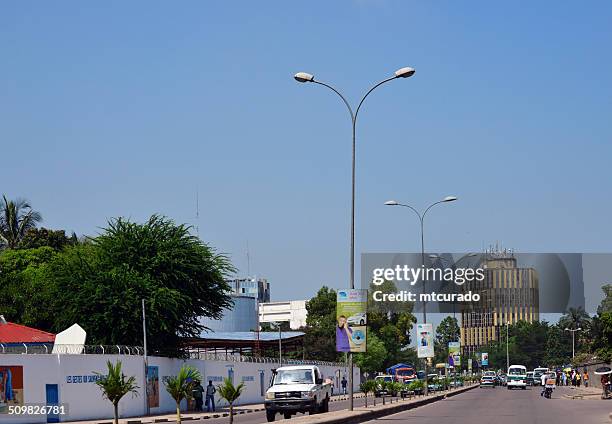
[460, 249, 539, 358]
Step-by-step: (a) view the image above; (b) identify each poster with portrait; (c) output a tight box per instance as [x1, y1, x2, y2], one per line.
[146, 366, 159, 408]
[481, 352, 489, 367]
[448, 342, 461, 368]
[0, 366, 24, 413]
[336, 289, 367, 353]
[416, 323, 434, 358]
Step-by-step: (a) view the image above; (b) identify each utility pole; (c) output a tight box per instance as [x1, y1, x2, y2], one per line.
[506, 322, 510, 371]
[142, 299, 149, 416]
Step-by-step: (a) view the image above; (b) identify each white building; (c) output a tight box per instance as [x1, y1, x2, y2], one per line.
[259, 300, 307, 330]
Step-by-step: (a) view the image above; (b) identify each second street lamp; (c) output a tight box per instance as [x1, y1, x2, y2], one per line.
[385, 196, 457, 395]
[295, 67, 415, 411]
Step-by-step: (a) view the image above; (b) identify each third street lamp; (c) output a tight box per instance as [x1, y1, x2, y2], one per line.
[295, 67, 415, 410]
[385, 196, 457, 395]
[564, 327, 582, 359]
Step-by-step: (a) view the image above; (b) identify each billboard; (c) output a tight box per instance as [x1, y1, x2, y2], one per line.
[481, 352, 489, 367]
[146, 366, 159, 408]
[0, 366, 24, 413]
[336, 289, 367, 353]
[416, 323, 434, 358]
[448, 342, 461, 368]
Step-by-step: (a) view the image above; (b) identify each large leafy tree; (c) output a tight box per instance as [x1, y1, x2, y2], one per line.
[0, 247, 57, 328]
[45, 215, 234, 354]
[18, 227, 77, 250]
[434, 316, 460, 365]
[304, 286, 339, 362]
[0, 196, 42, 249]
[354, 333, 387, 374]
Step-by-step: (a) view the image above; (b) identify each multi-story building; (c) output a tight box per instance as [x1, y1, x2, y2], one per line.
[226, 276, 271, 303]
[460, 251, 539, 357]
[259, 300, 308, 330]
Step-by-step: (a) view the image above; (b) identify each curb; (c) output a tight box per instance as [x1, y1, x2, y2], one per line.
[288, 384, 478, 424]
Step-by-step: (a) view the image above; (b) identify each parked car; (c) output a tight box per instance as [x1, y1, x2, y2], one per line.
[427, 374, 443, 392]
[264, 365, 331, 422]
[374, 375, 393, 397]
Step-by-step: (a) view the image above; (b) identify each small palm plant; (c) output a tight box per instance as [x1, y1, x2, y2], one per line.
[360, 380, 377, 407]
[94, 360, 139, 424]
[217, 378, 245, 424]
[163, 365, 202, 424]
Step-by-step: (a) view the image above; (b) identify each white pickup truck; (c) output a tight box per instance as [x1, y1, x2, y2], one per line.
[264, 365, 332, 422]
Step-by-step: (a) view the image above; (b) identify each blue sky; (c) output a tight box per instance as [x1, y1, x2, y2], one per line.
[2, 1, 611, 303]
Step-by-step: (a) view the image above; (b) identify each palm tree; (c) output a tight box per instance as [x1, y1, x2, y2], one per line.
[163, 365, 202, 424]
[216, 377, 245, 424]
[94, 360, 139, 424]
[0, 196, 42, 249]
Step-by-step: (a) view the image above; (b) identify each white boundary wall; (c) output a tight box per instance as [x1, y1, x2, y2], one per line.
[0, 354, 359, 423]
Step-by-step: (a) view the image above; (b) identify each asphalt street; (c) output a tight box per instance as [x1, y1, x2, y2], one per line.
[363, 385, 611, 424]
[189, 386, 612, 424]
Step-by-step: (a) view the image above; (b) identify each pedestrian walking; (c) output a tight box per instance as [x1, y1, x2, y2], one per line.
[205, 380, 216, 412]
[577, 372, 582, 387]
[341, 376, 347, 395]
[562, 372, 567, 386]
[584, 371, 589, 387]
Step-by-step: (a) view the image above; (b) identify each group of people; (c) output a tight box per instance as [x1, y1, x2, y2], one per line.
[191, 380, 218, 412]
[554, 370, 589, 387]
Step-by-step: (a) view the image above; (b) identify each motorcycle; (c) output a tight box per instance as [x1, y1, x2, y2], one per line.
[544, 386, 553, 398]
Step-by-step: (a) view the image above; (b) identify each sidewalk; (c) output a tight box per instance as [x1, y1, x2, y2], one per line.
[64, 393, 366, 424]
[560, 385, 607, 400]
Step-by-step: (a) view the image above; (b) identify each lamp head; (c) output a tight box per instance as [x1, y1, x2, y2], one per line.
[384, 200, 399, 206]
[394, 67, 416, 78]
[294, 72, 314, 83]
[443, 196, 458, 202]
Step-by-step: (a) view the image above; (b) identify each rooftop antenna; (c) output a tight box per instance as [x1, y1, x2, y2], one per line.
[246, 240, 251, 277]
[195, 187, 200, 237]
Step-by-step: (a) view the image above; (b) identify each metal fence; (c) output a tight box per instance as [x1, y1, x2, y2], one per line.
[0, 344, 143, 355]
[190, 351, 346, 367]
[0, 343, 347, 367]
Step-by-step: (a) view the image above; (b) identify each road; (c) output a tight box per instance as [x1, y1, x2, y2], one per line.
[187, 386, 611, 424]
[363, 385, 611, 424]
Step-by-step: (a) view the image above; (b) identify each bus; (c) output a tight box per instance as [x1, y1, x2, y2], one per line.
[507, 365, 527, 390]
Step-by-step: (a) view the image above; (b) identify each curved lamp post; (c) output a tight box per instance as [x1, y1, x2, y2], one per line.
[385, 196, 457, 395]
[295, 67, 415, 410]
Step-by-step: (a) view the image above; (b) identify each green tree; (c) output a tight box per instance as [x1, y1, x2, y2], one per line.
[164, 365, 202, 424]
[18, 227, 76, 250]
[217, 378, 245, 424]
[45, 215, 234, 354]
[304, 286, 339, 362]
[0, 247, 57, 328]
[354, 333, 387, 374]
[434, 316, 460, 365]
[94, 360, 139, 424]
[0, 196, 42, 249]
[597, 284, 612, 315]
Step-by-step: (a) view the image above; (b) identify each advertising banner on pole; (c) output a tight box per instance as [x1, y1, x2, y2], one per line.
[416, 323, 434, 358]
[336, 289, 367, 353]
[468, 358, 473, 372]
[481, 352, 489, 367]
[448, 342, 461, 368]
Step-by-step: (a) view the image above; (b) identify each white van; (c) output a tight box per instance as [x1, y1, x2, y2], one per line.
[507, 365, 527, 389]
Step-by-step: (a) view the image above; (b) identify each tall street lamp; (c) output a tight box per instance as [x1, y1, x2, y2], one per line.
[385, 196, 457, 395]
[506, 321, 510, 371]
[295, 66, 415, 410]
[564, 327, 582, 359]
